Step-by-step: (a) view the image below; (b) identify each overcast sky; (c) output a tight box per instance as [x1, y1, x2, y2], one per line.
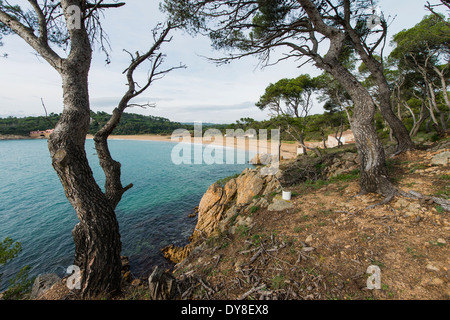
[0, 0, 444, 124]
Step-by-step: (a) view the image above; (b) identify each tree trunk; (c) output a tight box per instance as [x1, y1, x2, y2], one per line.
[433, 66, 450, 111]
[299, 131, 307, 155]
[362, 58, 416, 153]
[93, 99, 134, 210]
[1, 0, 124, 299]
[48, 64, 122, 299]
[343, 22, 415, 153]
[321, 55, 395, 196]
[426, 80, 447, 132]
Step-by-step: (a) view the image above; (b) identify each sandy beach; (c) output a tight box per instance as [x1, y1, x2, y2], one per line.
[86, 134, 298, 159]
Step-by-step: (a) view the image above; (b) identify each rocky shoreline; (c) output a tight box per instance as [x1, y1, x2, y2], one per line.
[161, 166, 283, 263]
[0, 134, 34, 140]
[10, 137, 450, 300]
[161, 147, 363, 265]
[156, 140, 449, 300]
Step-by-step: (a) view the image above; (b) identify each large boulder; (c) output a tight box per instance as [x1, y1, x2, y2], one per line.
[148, 266, 176, 300]
[161, 244, 194, 264]
[162, 167, 281, 264]
[193, 179, 236, 241]
[30, 274, 61, 299]
[250, 153, 278, 165]
[235, 169, 265, 205]
[431, 151, 450, 166]
[268, 197, 294, 212]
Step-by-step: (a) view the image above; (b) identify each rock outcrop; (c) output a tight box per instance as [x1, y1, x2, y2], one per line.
[30, 274, 61, 299]
[148, 266, 176, 300]
[162, 167, 282, 263]
[162, 149, 371, 265]
[431, 151, 450, 166]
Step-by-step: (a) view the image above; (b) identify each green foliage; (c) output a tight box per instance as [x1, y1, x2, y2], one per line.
[390, 14, 450, 63]
[0, 237, 33, 300]
[256, 75, 318, 117]
[0, 112, 194, 136]
[0, 237, 22, 265]
[216, 173, 240, 187]
[2, 265, 34, 300]
[89, 111, 191, 135]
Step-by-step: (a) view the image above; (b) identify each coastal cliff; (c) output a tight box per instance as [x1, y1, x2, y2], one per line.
[162, 166, 282, 263]
[161, 148, 362, 264]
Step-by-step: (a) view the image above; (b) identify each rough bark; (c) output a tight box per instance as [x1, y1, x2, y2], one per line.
[343, 7, 415, 153]
[319, 44, 395, 196]
[376, 74, 416, 152]
[93, 96, 134, 209]
[48, 67, 122, 298]
[93, 24, 180, 209]
[296, 0, 396, 196]
[0, 0, 124, 298]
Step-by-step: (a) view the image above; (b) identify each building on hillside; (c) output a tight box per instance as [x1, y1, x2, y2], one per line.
[30, 129, 54, 139]
[326, 130, 355, 148]
[296, 130, 356, 156]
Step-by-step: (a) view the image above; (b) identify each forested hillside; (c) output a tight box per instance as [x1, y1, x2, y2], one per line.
[0, 112, 193, 136]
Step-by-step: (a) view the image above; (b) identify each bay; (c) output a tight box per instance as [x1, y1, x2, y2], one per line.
[0, 139, 254, 291]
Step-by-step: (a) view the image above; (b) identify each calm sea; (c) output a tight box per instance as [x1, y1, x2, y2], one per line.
[0, 139, 254, 290]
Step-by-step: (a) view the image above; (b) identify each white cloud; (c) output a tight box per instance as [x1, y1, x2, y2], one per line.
[0, 0, 442, 123]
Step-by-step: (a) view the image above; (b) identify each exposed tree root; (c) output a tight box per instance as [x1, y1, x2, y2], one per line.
[390, 144, 417, 158]
[398, 189, 450, 212]
[361, 188, 450, 212]
[365, 191, 397, 210]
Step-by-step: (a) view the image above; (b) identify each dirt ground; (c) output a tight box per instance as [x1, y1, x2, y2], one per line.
[162, 144, 449, 301]
[33, 139, 449, 301]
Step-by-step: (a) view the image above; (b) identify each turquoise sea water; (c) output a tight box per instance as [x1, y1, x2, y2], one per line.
[0, 139, 254, 291]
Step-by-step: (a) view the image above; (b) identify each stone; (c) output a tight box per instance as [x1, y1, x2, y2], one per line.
[268, 198, 294, 212]
[198, 183, 224, 215]
[262, 177, 281, 196]
[426, 264, 439, 272]
[250, 153, 277, 165]
[431, 151, 450, 166]
[255, 197, 269, 208]
[224, 178, 238, 202]
[235, 169, 265, 205]
[30, 274, 61, 299]
[161, 244, 192, 264]
[123, 271, 132, 282]
[437, 238, 447, 244]
[148, 266, 176, 300]
[431, 278, 444, 286]
[305, 235, 313, 244]
[193, 183, 227, 240]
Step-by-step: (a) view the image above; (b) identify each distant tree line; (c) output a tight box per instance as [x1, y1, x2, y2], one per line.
[0, 111, 194, 136]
